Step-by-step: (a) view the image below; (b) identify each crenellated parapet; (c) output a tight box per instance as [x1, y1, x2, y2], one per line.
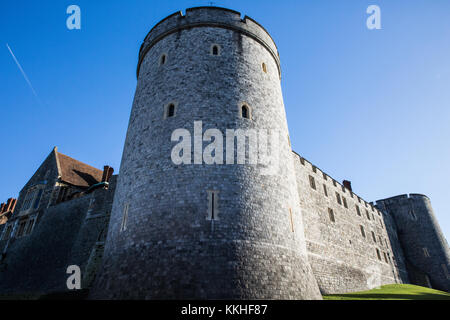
[376, 193, 450, 291]
[137, 6, 281, 79]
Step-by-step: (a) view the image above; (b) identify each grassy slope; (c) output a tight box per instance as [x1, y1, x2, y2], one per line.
[324, 284, 450, 300]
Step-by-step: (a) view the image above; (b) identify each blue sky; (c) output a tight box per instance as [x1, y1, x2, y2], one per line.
[1, 0, 449, 241]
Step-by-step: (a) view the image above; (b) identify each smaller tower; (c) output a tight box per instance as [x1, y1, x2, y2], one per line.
[376, 194, 450, 292]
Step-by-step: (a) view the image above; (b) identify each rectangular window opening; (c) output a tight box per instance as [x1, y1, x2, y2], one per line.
[120, 203, 129, 232]
[309, 175, 316, 190]
[360, 225, 366, 238]
[207, 191, 219, 221]
[328, 208, 335, 223]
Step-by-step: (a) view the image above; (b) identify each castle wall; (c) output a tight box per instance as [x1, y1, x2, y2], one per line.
[375, 195, 450, 292]
[293, 152, 408, 294]
[0, 179, 116, 296]
[91, 7, 321, 299]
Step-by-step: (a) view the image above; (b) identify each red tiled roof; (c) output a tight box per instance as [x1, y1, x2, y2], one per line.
[56, 152, 103, 188]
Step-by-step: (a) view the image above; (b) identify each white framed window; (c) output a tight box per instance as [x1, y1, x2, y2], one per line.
[21, 186, 44, 212]
[16, 220, 27, 238]
[120, 203, 129, 232]
[207, 190, 219, 221]
[25, 217, 36, 235]
[2, 224, 13, 240]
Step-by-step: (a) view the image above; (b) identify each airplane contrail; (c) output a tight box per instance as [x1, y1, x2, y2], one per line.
[6, 43, 43, 105]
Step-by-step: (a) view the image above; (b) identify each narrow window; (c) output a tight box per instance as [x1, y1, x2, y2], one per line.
[309, 175, 316, 190]
[376, 248, 382, 261]
[383, 252, 388, 263]
[56, 186, 69, 204]
[212, 45, 219, 56]
[300, 157, 305, 165]
[25, 218, 35, 235]
[241, 105, 250, 119]
[120, 203, 129, 232]
[262, 62, 267, 73]
[356, 205, 361, 216]
[366, 209, 371, 220]
[16, 220, 27, 238]
[379, 236, 383, 246]
[335, 192, 342, 205]
[21, 189, 36, 211]
[333, 180, 337, 187]
[164, 103, 176, 119]
[371, 231, 377, 243]
[385, 238, 389, 248]
[33, 189, 43, 209]
[323, 173, 327, 180]
[207, 191, 219, 220]
[312, 166, 317, 173]
[323, 184, 328, 197]
[168, 104, 175, 117]
[328, 208, 335, 223]
[211, 44, 221, 56]
[342, 197, 348, 209]
[2, 225, 13, 240]
[423, 247, 431, 258]
[160, 54, 167, 65]
[360, 225, 366, 238]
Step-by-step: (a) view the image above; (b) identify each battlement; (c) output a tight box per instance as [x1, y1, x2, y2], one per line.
[292, 150, 383, 215]
[374, 193, 430, 206]
[137, 6, 281, 79]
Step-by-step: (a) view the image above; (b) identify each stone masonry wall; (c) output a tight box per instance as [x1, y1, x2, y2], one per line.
[91, 7, 322, 300]
[293, 152, 408, 294]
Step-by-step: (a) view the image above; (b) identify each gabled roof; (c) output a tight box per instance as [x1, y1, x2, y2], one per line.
[55, 149, 103, 188]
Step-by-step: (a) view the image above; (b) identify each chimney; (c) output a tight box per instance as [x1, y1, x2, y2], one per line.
[4, 198, 17, 214]
[343, 180, 352, 191]
[101, 166, 115, 183]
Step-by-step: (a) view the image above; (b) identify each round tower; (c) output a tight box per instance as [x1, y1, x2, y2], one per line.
[90, 7, 322, 299]
[376, 194, 450, 292]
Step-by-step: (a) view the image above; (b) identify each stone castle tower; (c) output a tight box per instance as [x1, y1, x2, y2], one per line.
[90, 7, 322, 299]
[376, 194, 450, 292]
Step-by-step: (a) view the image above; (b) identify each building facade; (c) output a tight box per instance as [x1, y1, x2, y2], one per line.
[0, 7, 449, 299]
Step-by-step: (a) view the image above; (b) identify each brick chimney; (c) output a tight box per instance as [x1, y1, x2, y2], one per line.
[101, 166, 114, 183]
[4, 198, 17, 214]
[343, 180, 352, 191]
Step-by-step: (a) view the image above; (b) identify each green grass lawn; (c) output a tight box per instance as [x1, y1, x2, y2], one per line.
[324, 284, 450, 300]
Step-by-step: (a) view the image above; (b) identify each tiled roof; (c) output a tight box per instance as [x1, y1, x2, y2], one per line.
[56, 152, 103, 188]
